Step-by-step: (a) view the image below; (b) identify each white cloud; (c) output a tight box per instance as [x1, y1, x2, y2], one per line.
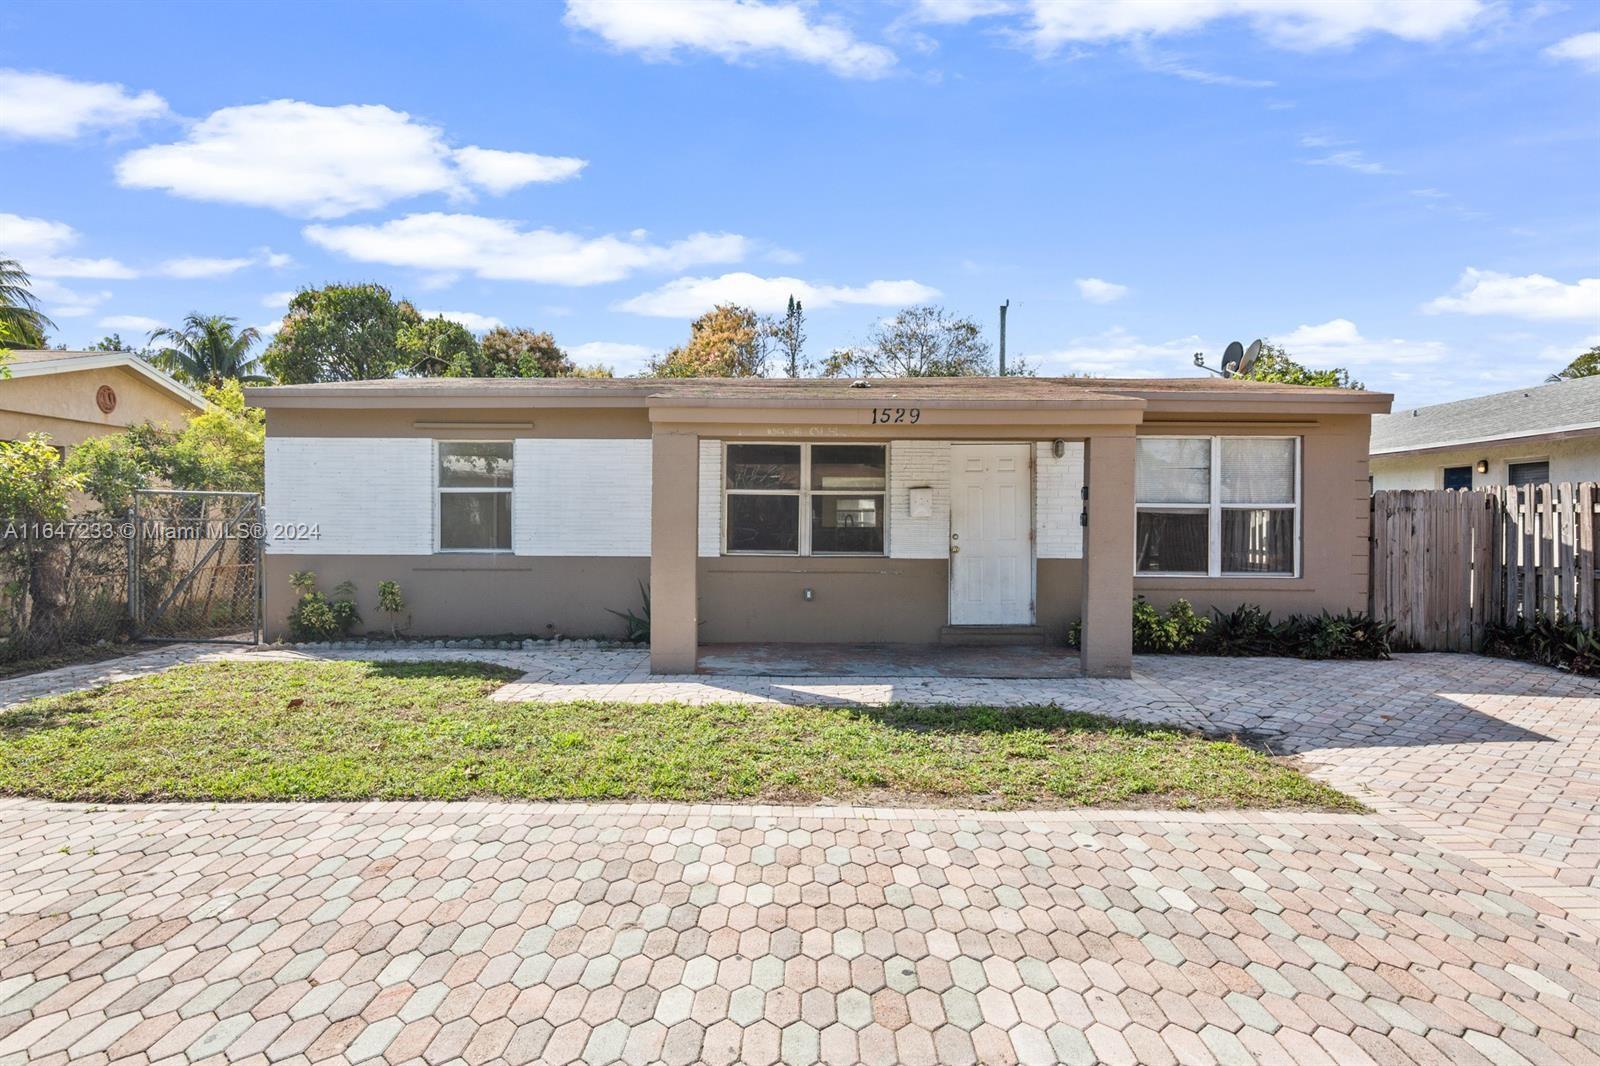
[32, 278, 112, 319]
[1031, 328, 1204, 377]
[1424, 269, 1600, 322]
[1075, 277, 1129, 304]
[1301, 148, 1393, 175]
[1025, 0, 1485, 52]
[419, 309, 505, 332]
[259, 247, 295, 269]
[615, 272, 939, 317]
[1545, 31, 1600, 74]
[158, 256, 255, 279]
[569, 340, 656, 374]
[0, 69, 168, 141]
[262, 291, 296, 309]
[564, 0, 896, 78]
[304, 212, 749, 286]
[1274, 318, 1447, 367]
[116, 100, 588, 219]
[451, 146, 586, 194]
[0, 212, 137, 279]
[98, 314, 165, 333]
[909, 0, 1016, 22]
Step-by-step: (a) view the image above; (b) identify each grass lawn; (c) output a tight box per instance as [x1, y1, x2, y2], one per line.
[0, 659, 1357, 810]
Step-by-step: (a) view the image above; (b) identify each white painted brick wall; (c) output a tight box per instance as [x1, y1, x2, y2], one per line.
[699, 440, 721, 557]
[1035, 440, 1085, 559]
[515, 439, 651, 556]
[265, 437, 434, 555]
[888, 440, 951, 559]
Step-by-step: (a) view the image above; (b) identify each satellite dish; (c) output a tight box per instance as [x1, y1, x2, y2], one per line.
[1238, 339, 1263, 376]
[1221, 340, 1245, 377]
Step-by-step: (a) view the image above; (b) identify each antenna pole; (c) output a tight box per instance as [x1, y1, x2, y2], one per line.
[999, 300, 1009, 376]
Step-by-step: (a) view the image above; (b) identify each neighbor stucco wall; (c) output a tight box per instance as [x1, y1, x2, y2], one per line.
[0, 365, 199, 448]
[1133, 413, 1373, 618]
[1370, 436, 1600, 490]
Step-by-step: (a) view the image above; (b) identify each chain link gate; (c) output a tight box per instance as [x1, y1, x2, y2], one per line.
[131, 489, 262, 643]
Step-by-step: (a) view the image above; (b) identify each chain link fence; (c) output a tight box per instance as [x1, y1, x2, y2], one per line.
[0, 490, 261, 667]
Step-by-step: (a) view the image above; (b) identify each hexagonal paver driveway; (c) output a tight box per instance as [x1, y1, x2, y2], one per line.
[3, 801, 1599, 1065]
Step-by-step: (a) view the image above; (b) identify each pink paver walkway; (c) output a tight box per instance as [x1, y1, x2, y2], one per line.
[2, 801, 1599, 1066]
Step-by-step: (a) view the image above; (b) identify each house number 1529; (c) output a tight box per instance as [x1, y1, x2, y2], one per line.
[870, 407, 920, 424]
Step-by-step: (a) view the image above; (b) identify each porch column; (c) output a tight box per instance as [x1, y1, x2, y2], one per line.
[650, 428, 700, 674]
[1080, 432, 1136, 678]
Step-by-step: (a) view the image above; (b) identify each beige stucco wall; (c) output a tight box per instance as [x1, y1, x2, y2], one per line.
[0, 366, 200, 448]
[1133, 413, 1373, 618]
[264, 553, 650, 640]
[1370, 435, 1600, 490]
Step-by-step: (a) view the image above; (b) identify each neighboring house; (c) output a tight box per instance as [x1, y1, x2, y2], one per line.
[1370, 376, 1600, 491]
[0, 349, 208, 452]
[246, 376, 1390, 677]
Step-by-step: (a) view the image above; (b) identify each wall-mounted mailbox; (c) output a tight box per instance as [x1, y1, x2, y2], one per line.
[908, 485, 933, 518]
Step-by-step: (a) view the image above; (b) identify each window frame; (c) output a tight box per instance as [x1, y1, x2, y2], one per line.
[1134, 435, 1301, 579]
[435, 439, 515, 554]
[722, 441, 888, 557]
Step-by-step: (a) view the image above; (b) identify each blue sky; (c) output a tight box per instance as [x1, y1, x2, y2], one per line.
[2, 0, 1597, 407]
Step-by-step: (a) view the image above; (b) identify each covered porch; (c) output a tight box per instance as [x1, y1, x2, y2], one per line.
[647, 385, 1145, 678]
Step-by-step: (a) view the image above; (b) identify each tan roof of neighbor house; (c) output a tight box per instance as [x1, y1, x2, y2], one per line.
[4, 349, 209, 409]
[247, 375, 1391, 414]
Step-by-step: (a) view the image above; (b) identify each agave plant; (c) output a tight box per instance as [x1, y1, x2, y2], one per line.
[148, 313, 271, 387]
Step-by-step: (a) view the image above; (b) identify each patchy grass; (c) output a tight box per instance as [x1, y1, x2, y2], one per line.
[0, 660, 1358, 810]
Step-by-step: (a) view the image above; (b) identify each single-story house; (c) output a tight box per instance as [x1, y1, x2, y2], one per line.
[1370, 376, 1600, 490]
[246, 376, 1391, 677]
[1, 348, 208, 452]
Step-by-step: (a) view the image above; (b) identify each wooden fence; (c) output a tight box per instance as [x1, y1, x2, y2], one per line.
[1370, 483, 1600, 651]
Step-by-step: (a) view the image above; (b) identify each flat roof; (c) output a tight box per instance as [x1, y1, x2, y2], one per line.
[247, 375, 1391, 414]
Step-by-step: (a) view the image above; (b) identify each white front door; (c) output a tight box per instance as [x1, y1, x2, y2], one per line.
[948, 443, 1033, 625]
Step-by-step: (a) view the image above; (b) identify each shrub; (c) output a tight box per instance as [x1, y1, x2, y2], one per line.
[1132, 597, 1210, 653]
[1276, 610, 1393, 661]
[377, 580, 407, 638]
[1198, 604, 1280, 656]
[285, 572, 360, 642]
[1483, 616, 1600, 676]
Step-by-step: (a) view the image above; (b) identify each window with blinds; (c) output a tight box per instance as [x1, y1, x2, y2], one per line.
[1135, 437, 1300, 577]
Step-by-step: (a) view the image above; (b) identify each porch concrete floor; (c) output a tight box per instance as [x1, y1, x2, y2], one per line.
[696, 642, 1081, 679]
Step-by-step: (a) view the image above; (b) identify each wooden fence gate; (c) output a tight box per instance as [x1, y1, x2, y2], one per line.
[1370, 483, 1600, 651]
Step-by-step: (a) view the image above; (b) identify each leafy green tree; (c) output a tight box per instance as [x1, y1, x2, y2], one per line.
[400, 315, 481, 376]
[148, 313, 269, 387]
[0, 435, 84, 631]
[1547, 345, 1600, 383]
[650, 304, 771, 377]
[67, 381, 264, 512]
[822, 305, 993, 377]
[776, 295, 807, 377]
[0, 258, 52, 349]
[263, 283, 421, 383]
[89, 334, 135, 352]
[1238, 342, 1363, 389]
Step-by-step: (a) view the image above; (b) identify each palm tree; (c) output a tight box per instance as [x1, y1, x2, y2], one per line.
[0, 257, 53, 348]
[148, 313, 271, 387]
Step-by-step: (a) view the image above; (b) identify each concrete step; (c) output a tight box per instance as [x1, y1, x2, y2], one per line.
[938, 625, 1045, 647]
